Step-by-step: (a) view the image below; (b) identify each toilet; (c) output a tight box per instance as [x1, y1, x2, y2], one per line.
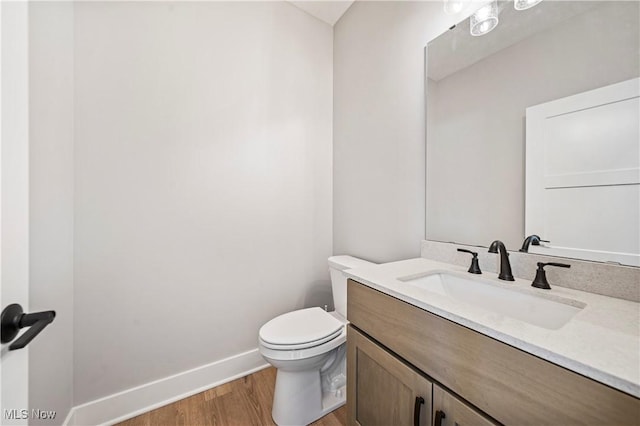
[258, 255, 375, 425]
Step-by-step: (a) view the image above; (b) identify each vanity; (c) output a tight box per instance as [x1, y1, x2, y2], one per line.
[344, 258, 640, 425]
[345, 2, 640, 422]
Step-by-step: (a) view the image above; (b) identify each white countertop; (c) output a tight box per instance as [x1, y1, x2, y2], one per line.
[344, 258, 640, 398]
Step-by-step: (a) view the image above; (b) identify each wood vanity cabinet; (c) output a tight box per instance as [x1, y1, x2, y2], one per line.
[346, 279, 640, 426]
[347, 325, 495, 426]
[347, 326, 433, 426]
[432, 384, 496, 426]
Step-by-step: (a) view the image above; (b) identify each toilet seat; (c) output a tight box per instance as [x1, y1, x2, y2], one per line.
[259, 328, 346, 362]
[260, 327, 343, 350]
[259, 307, 344, 350]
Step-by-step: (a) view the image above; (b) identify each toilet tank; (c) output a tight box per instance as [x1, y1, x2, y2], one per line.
[328, 255, 376, 318]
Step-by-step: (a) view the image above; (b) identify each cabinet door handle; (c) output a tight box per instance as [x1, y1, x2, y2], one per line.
[413, 396, 425, 426]
[435, 409, 446, 426]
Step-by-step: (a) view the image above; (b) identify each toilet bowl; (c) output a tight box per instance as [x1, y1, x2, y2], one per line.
[258, 255, 375, 425]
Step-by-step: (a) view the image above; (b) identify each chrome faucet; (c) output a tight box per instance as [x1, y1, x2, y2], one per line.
[488, 240, 514, 281]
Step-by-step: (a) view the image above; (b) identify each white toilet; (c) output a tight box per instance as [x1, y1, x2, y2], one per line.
[258, 255, 374, 425]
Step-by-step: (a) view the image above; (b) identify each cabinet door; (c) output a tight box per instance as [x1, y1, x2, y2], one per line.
[347, 326, 432, 426]
[432, 385, 497, 426]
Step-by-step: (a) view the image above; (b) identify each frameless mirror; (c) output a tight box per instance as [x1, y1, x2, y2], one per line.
[425, 1, 639, 266]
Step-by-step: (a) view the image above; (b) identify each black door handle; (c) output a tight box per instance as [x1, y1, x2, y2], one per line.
[413, 396, 425, 426]
[1, 304, 55, 351]
[435, 409, 446, 426]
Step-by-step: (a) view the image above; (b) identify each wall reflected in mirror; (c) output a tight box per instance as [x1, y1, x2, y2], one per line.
[425, 1, 639, 266]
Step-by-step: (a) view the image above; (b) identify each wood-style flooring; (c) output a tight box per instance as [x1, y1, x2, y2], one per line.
[117, 367, 347, 426]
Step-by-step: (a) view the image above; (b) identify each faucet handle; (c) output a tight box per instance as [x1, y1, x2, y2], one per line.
[541, 262, 570, 269]
[532, 262, 571, 290]
[457, 248, 482, 274]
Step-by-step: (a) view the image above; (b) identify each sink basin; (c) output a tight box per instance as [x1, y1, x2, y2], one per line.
[399, 272, 584, 330]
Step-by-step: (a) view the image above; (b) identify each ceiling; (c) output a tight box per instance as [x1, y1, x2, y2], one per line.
[288, 1, 355, 26]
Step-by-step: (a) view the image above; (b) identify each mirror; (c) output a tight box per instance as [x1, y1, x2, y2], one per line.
[425, 1, 639, 265]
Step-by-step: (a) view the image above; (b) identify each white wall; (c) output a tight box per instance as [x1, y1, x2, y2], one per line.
[28, 2, 75, 422]
[73, 2, 333, 404]
[333, 1, 461, 263]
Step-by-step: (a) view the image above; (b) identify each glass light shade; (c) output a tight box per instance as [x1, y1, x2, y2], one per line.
[444, 0, 465, 15]
[470, 1, 499, 36]
[514, 0, 542, 10]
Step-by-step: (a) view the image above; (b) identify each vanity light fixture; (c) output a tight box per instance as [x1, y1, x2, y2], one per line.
[470, 0, 499, 37]
[514, 0, 542, 11]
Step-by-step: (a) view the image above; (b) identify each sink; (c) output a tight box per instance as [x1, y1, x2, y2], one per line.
[399, 272, 584, 330]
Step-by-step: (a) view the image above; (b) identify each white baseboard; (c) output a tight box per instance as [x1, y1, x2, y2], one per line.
[64, 348, 269, 426]
[62, 408, 75, 426]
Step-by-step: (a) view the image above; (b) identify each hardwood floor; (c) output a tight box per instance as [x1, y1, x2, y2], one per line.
[117, 367, 347, 426]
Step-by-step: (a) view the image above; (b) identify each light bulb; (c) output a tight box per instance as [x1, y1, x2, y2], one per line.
[444, 0, 466, 15]
[514, 0, 542, 11]
[470, 1, 499, 36]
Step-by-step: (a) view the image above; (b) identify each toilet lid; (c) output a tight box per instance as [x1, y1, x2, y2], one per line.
[259, 307, 344, 349]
